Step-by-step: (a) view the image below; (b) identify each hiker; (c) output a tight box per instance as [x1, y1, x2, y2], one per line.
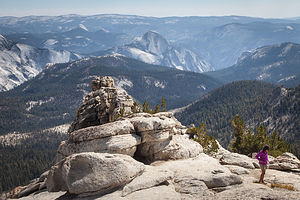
[255, 145, 270, 183]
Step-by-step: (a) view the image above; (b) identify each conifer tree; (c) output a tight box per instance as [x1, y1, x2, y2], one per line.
[153, 104, 161, 113]
[230, 115, 245, 152]
[230, 115, 291, 157]
[161, 97, 167, 112]
[142, 101, 151, 113]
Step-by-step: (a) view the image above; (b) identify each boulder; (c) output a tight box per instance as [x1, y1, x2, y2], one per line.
[55, 134, 141, 162]
[122, 166, 174, 196]
[69, 119, 134, 142]
[46, 152, 145, 194]
[219, 152, 256, 169]
[269, 152, 300, 171]
[129, 113, 177, 133]
[138, 135, 203, 161]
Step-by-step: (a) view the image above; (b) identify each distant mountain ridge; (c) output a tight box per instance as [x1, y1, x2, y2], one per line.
[5, 25, 131, 54]
[96, 31, 213, 72]
[207, 42, 300, 87]
[0, 35, 81, 91]
[2, 14, 300, 70]
[180, 21, 300, 69]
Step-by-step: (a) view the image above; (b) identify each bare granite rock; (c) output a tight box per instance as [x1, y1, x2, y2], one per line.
[219, 152, 256, 169]
[46, 152, 145, 194]
[69, 76, 134, 133]
[224, 165, 250, 175]
[269, 152, 300, 171]
[55, 134, 141, 162]
[138, 134, 203, 161]
[157, 153, 242, 199]
[69, 119, 134, 142]
[125, 185, 181, 200]
[122, 165, 174, 196]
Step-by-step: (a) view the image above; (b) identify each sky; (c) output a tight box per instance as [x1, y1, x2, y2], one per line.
[0, 0, 299, 18]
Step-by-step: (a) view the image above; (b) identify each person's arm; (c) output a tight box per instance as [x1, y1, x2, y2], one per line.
[255, 151, 262, 160]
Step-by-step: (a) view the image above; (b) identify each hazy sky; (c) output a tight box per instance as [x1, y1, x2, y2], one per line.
[0, 0, 299, 18]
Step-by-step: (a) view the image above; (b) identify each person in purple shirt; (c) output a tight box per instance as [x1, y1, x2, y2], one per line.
[255, 145, 270, 183]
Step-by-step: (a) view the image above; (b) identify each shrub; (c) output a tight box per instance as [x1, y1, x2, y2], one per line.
[188, 123, 218, 154]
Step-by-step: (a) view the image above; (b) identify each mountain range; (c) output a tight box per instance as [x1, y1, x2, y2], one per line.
[180, 21, 300, 69]
[95, 31, 212, 72]
[5, 24, 131, 54]
[0, 34, 81, 91]
[2, 15, 300, 70]
[206, 42, 300, 87]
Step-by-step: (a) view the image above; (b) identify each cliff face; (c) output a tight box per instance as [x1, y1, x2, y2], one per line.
[5, 76, 300, 200]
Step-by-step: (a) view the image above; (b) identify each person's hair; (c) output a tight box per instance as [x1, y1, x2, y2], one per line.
[262, 145, 270, 152]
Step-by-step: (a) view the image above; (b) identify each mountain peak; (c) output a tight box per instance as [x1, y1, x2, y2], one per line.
[139, 31, 169, 55]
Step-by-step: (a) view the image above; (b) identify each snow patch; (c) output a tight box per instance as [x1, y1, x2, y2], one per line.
[197, 84, 206, 90]
[79, 24, 88, 31]
[252, 49, 266, 59]
[128, 47, 158, 64]
[114, 76, 133, 89]
[256, 73, 271, 80]
[144, 76, 152, 86]
[143, 76, 166, 88]
[278, 75, 296, 83]
[26, 97, 54, 111]
[263, 61, 283, 70]
[154, 80, 166, 88]
[44, 39, 58, 48]
[279, 43, 293, 57]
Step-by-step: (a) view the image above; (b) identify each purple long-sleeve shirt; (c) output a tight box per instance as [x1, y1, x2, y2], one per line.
[255, 150, 268, 165]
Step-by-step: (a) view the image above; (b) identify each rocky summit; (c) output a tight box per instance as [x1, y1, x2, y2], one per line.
[5, 76, 300, 200]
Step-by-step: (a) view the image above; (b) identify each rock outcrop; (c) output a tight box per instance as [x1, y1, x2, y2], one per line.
[69, 76, 134, 132]
[55, 111, 202, 163]
[269, 152, 300, 171]
[55, 79, 202, 163]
